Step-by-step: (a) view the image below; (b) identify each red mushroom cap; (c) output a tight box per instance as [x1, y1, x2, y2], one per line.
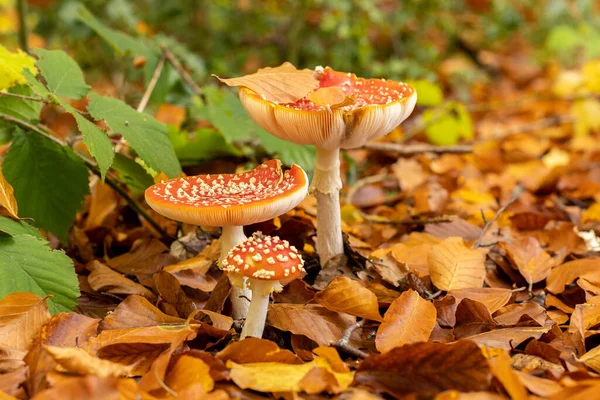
[144, 160, 308, 227]
[239, 66, 417, 150]
[221, 233, 305, 281]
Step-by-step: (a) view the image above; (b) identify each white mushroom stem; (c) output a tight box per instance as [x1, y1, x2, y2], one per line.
[240, 279, 277, 339]
[220, 225, 252, 320]
[310, 147, 343, 267]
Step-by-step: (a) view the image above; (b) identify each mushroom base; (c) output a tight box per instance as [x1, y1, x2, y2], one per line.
[220, 225, 252, 320]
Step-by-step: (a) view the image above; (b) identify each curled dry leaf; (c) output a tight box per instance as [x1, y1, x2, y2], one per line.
[493, 302, 547, 326]
[376, 289, 437, 353]
[298, 367, 341, 395]
[192, 310, 233, 331]
[487, 350, 527, 400]
[569, 303, 600, 337]
[314, 276, 382, 321]
[86, 261, 156, 302]
[460, 327, 549, 350]
[107, 238, 169, 276]
[213, 62, 319, 103]
[514, 371, 563, 397]
[355, 341, 491, 397]
[216, 337, 302, 364]
[30, 375, 121, 400]
[267, 304, 360, 347]
[0, 292, 50, 351]
[0, 366, 26, 397]
[577, 345, 600, 373]
[153, 270, 198, 318]
[84, 180, 119, 230]
[546, 258, 600, 294]
[101, 295, 185, 330]
[307, 87, 355, 109]
[0, 165, 18, 219]
[428, 237, 486, 291]
[448, 288, 513, 314]
[164, 354, 214, 394]
[43, 345, 134, 378]
[503, 237, 554, 285]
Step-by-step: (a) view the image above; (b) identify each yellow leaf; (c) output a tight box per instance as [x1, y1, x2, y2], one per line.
[214, 62, 319, 103]
[571, 99, 600, 136]
[44, 345, 134, 377]
[375, 289, 437, 353]
[582, 203, 600, 224]
[314, 276, 382, 321]
[307, 87, 355, 109]
[0, 164, 18, 219]
[583, 60, 600, 93]
[578, 345, 600, 373]
[0, 44, 37, 90]
[164, 355, 214, 393]
[428, 237, 486, 291]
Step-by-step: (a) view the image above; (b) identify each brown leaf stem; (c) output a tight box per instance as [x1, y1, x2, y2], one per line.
[363, 142, 474, 154]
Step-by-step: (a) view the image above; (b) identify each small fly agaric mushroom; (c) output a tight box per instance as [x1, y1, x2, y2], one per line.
[237, 66, 417, 267]
[222, 232, 304, 339]
[145, 160, 308, 319]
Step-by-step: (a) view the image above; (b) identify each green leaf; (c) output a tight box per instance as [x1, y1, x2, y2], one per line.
[34, 49, 91, 99]
[88, 93, 181, 177]
[0, 215, 44, 239]
[545, 24, 582, 63]
[0, 121, 19, 145]
[408, 79, 443, 106]
[0, 84, 43, 121]
[3, 131, 90, 243]
[60, 102, 114, 179]
[111, 153, 154, 196]
[76, 5, 155, 57]
[168, 126, 241, 166]
[0, 233, 79, 314]
[256, 131, 316, 172]
[423, 102, 473, 146]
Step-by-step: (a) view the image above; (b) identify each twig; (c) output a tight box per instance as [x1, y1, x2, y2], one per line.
[137, 54, 166, 113]
[363, 142, 473, 155]
[16, 0, 29, 53]
[0, 92, 48, 103]
[362, 214, 455, 225]
[161, 45, 204, 97]
[331, 320, 369, 359]
[474, 185, 524, 249]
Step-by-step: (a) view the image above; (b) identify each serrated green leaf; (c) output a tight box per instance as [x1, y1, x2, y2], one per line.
[0, 121, 19, 145]
[0, 233, 79, 314]
[34, 49, 91, 99]
[0, 84, 43, 121]
[0, 45, 38, 90]
[256, 131, 316, 172]
[3, 131, 90, 243]
[423, 102, 473, 146]
[111, 153, 154, 196]
[408, 79, 443, 106]
[87, 93, 181, 178]
[0, 215, 43, 239]
[60, 102, 114, 179]
[168, 126, 241, 166]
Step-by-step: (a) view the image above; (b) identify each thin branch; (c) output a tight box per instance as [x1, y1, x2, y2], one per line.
[0, 112, 64, 147]
[0, 92, 48, 103]
[331, 320, 369, 359]
[137, 54, 167, 113]
[16, 0, 29, 53]
[363, 214, 455, 225]
[474, 185, 524, 249]
[161, 45, 204, 97]
[363, 141, 473, 155]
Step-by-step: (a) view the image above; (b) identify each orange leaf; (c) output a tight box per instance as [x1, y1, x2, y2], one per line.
[503, 237, 554, 285]
[43, 345, 134, 378]
[164, 355, 214, 393]
[214, 62, 319, 103]
[101, 295, 185, 330]
[0, 165, 18, 219]
[546, 258, 600, 294]
[0, 293, 50, 351]
[86, 261, 156, 302]
[307, 87, 354, 109]
[314, 276, 382, 321]
[154, 104, 186, 128]
[375, 289, 436, 353]
[216, 337, 302, 364]
[428, 237, 486, 291]
[488, 351, 527, 400]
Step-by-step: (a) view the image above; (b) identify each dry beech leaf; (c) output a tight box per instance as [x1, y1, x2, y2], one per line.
[487, 351, 527, 400]
[460, 327, 549, 350]
[493, 302, 547, 326]
[193, 310, 233, 331]
[428, 237, 486, 291]
[448, 288, 513, 314]
[376, 289, 437, 353]
[0, 292, 50, 351]
[298, 367, 341, 395]
[569, 303, 600, 337]
[337, 388, 384, 400]
[577, 345, 600, 373]
[216, 337, 302, 364]
[85, 180, 119, 230]
[86, 261, 156, 302]
[101, 295, 185, 330]
[30, 375, 121, 400]
[0, 165, 18, 219]
[307, 87, 355, 109]
[153, 270, 197, 318]
[43, 345, 134, 378]
[0, 345, 27, 372]
[267, 304, 359, 347]
[312, 346, 349, 373]
[314, 276, 382, 321]
[546, 258, 600, 294]
[107, 238, 169, 276]
[503, 237, 554, 285]
[214, 62, 319, 103]
[355, 341, 491, 396]
[0, 366, 26, 398]
[164, 354, 214, 393]
[435, 391, 506, 400]
[514, 371, 562, 397]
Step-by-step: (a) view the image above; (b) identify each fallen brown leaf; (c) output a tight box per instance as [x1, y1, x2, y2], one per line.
[514, 371, 562, 397]
[307, 86, 354, 109]
[216, 337, 302, 364]
[546, 258, 600, 294]
[449, 288, 513, 314]
[315, 276, 382, 321]
[153, 270, 198, 318]
[460, 327, 549, 350]
[87, 261, 156, 302]
[0, 164, 18, 219]
[85, 180, 119, 230]
[44, 345, 134, 377]
[0, 293, 50, 351]
[164, 354, 214, 393]
[101, 295, 185, 330]
[298, 366, 341, 394]
[503, 237, 554, 286]
[428, 237, 486, 291]
[355, 341, 491, 397]
[0, 366, 27, 397]
[487, 350, 527, 400]
[30, 375, 120, 400]
[376, 289, 437, 353]
[107, 238, 169, 276]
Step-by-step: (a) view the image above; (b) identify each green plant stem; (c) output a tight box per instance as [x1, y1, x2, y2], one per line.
[0, 112, 168, 238]
[0, 92, 48, 103]
[161, 45, 204, 98]
[16, 0, 29, 53]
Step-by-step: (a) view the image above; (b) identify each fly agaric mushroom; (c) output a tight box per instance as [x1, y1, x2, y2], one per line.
[145, 160, 308, 319]
[222, 232, 304, 339]
[237, 66, 417, 267]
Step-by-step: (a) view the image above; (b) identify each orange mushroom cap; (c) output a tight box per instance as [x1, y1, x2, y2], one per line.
[239, 67, 417, 150]
[144, 160, 308, 227]
[222, 233, 305, 281]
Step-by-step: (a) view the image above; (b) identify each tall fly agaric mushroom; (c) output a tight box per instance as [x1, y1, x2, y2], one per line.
[145, 160, 308, 319]
[222, 232, 304, 339]
[229, 66, 417, 267]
